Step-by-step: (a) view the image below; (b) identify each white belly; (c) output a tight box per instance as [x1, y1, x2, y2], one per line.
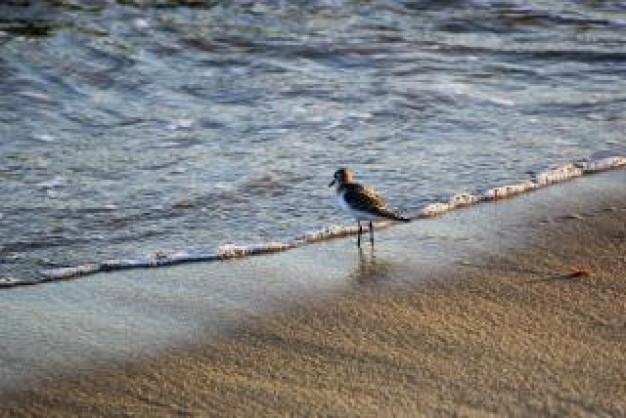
[336, 193, 383, 222]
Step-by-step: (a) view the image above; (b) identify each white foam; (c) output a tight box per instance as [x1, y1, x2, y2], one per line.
[449, 192, 480, 208]
[41, 264, 101, 280]
[420, 202, 452, 217]
[166, 250, 215, 263]
[531, 163, 583, 186]
[420, 192, 479, 217]
[482, 181, 538, 200]
[102, 258, 153, 269]
[0, 276, 21, 287]
[218, 242, 293, 259]
[101, 249, 220, 269]
[582, 155, 626, 173]
[296, 225, 360, 243]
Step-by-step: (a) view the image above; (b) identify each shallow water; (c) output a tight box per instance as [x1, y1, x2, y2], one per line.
[1, 0, 625, 282]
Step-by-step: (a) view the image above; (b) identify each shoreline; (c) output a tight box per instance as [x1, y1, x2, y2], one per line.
[2, 155, 623, 288]
[2, 171, 625, 416]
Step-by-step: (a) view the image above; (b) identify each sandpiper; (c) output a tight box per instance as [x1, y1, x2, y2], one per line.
[329, 168, 410, 247]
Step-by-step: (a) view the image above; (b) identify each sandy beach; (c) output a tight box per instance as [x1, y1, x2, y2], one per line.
[2, 173, 625, 417]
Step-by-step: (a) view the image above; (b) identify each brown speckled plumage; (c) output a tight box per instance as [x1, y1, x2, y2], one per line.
[329, 168, 409, 247]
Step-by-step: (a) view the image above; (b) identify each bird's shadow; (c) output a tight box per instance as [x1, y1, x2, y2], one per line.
[348, 247, 394, 287]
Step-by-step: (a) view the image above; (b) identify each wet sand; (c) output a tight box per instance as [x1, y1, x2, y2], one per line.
[2, 175, 625, 417]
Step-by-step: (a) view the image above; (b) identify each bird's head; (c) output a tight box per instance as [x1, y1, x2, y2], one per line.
[329, 168, 354, 187]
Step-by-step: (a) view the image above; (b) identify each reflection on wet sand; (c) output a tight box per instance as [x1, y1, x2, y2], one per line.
[349, 248, 394, 286]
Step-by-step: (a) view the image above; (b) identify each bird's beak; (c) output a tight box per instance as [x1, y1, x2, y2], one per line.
[329, 179, 336, 187]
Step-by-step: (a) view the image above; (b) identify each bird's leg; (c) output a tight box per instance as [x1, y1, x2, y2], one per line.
[357, 221, 362, 248]
[369, 221, 374, 246]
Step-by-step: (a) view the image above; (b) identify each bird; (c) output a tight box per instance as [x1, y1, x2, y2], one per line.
[329, 168, 410, 247]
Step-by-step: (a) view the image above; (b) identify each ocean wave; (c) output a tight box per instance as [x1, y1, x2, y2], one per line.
[0, 150, 624, 288]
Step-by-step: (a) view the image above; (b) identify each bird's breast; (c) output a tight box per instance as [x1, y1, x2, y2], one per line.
[336, 191, 351, 213]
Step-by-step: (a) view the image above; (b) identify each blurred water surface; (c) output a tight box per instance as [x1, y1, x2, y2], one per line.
[1, 0, 625, 281]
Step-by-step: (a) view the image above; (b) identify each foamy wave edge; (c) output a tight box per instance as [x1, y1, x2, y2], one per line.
[1, 152, 623, 288]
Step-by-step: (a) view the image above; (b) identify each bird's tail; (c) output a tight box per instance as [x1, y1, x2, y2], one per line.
[379, 208, 411, 222]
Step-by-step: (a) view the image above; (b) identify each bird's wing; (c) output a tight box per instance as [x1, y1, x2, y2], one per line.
[343, 184, 388, 212]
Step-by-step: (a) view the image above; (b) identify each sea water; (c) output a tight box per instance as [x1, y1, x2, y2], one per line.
[0, 0, 625, 283]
